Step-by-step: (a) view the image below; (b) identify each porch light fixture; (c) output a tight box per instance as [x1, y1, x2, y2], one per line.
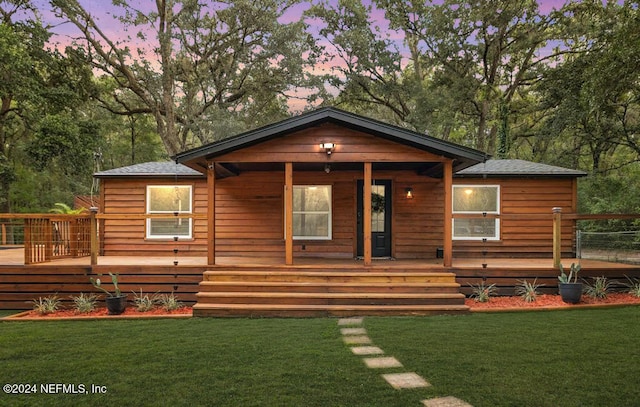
[405, 187, 414, 199]
[320, 142, 335, 155]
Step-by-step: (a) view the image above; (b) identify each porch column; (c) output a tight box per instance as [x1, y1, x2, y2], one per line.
[552, 207, 562, 269]
[207, 163, 216, 265]
[285, 162, 294, 265]
[90, 207, 98, 266]
[363, 162, 372, 265]
[443, 160, 453, 267]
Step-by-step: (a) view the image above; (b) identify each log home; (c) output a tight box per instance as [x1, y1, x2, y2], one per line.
[94, 107, 587, 316]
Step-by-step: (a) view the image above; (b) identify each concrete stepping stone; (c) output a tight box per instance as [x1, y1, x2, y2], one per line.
[338, 317, 364, 326]
[381, 372, 431, 389]
[342, 335, 371, 345]
[422, 396, 473, 407]
[340, 327, 367, 336]
[350, 346, 384, 355]
[363, 356, 403, 369]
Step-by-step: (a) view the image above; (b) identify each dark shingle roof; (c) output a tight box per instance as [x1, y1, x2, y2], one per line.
[455, 159, 587, 177]
[94, 161, 204, 178]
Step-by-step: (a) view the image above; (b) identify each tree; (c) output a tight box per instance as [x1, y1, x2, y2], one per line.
[533, 0, 640, 174]
[310, 0, 573, 154]
[50, 0, 326, 156]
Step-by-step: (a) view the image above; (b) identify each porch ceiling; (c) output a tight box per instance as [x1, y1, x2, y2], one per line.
[215, 162, 444, 178]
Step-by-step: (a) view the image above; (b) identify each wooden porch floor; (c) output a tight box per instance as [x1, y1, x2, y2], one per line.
[1, 245, 638, 271]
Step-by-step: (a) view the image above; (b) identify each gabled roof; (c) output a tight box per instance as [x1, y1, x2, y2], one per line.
[174, 107, 487, 172]
[455, 159, 587, 178]
[94, 161, 204, 178]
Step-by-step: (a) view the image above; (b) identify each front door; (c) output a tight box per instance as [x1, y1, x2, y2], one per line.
[357, 180, 392, 258]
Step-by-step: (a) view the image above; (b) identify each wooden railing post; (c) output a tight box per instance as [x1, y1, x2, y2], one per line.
[90, 207, 99, 266]
[552, 207, 562, 268]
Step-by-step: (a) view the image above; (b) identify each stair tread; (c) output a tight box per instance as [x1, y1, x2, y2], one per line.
[204, 271, 456, 276]
[196, 292, 464, 298]
[193, 303, 469, 310]
[199, 281, 460, 287]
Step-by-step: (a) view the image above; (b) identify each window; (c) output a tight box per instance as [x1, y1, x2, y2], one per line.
[452, 185, 500, 240]
[292, 185, 331, 240]
[146, 185, 193, 239]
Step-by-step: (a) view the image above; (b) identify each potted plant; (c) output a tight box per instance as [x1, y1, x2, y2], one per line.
[558, 263, 582, 304]
[90, 272, 127, 315]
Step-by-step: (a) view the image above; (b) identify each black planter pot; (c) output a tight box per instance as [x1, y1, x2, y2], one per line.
[559, 283, 583, 304]
[105, 295, 128, 315]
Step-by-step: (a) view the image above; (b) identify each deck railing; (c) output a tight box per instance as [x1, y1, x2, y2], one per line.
[0, 214, 92, 264]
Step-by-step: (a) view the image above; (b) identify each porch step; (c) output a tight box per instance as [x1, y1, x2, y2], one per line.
[196, 291, 466, 306]
[192, 303, 470, 318]
[202, 270, 457, 283]
[198, 281, 462, 294]
[193, 269, 469, 317]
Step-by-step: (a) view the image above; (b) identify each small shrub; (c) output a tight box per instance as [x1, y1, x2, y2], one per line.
[71, 293, 98, 313]
[157, 293, 184, 311]
[469, 282, 497, 303]
[32, 295, 61, 315]
[132, 290, 158, 312]
[515, 279, 543, 303]
[624, 276, 640, 298]
[584, 276, 612, 299]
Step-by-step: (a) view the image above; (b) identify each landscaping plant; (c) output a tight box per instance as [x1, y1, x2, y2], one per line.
[90, 272, 122, 297]
[469, 282, 497, 302]
[132, 289, 158, 312]
[624, 276, 640, 297]
[31, 295, 61, 315]
[515, 279, 543, 302]
[584, 276, 613, 299]
[558, 262, 581, 283]
[158, 293, 184, 311]
[71, 293, 98, 313]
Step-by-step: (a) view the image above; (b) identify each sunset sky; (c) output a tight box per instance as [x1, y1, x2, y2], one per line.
[35, 0, 570, 48]
[29, 0, 574, 110]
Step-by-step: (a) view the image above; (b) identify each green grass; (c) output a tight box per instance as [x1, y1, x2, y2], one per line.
[1, 308, 639, 406]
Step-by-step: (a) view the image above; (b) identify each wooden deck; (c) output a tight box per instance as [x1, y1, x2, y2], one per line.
[2, 246, 639, 313]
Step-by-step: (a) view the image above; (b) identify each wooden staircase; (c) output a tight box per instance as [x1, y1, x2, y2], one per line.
[192, 266, 470, 317]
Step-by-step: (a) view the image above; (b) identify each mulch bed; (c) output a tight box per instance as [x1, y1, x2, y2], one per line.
[466, 292, 640, 312]
[2, 306, 192, 321]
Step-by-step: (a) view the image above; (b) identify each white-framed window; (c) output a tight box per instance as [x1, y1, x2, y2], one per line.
[291, 185, 332, 240]
[452, 185, 500, 240]
[146, 185, 193, 239]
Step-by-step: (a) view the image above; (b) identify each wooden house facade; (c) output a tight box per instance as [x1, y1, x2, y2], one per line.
[93, 108, 587, 316]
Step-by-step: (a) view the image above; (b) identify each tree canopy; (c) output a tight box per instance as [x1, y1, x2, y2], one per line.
[0, 0, 638, 216]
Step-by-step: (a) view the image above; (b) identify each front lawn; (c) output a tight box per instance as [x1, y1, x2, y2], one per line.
[1, 307, 639, 406]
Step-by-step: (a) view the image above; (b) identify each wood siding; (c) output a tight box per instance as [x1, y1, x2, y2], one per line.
[99, 175, 577, 260]
[100, 178, 209, 256]
[214, 123, 447, 164]
[452, 178, 577, 258]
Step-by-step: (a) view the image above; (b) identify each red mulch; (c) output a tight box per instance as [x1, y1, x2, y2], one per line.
[18, 306, 192, 319]
[466, 292, 640, 310]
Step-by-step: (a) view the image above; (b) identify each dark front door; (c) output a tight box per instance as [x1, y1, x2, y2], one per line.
[357, 180, 392, 258]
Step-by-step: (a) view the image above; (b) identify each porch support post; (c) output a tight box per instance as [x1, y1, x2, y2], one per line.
[285, 162, 294, 265]
[443, 160, 453, 267]
[207, 163, 216, 265]
[90, 207, 98, 266]
[553, 207, 562, 269]
[363, 162, 372, 266]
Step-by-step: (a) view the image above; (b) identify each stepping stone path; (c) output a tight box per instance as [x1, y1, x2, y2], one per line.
[337, 317, 473, 407]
